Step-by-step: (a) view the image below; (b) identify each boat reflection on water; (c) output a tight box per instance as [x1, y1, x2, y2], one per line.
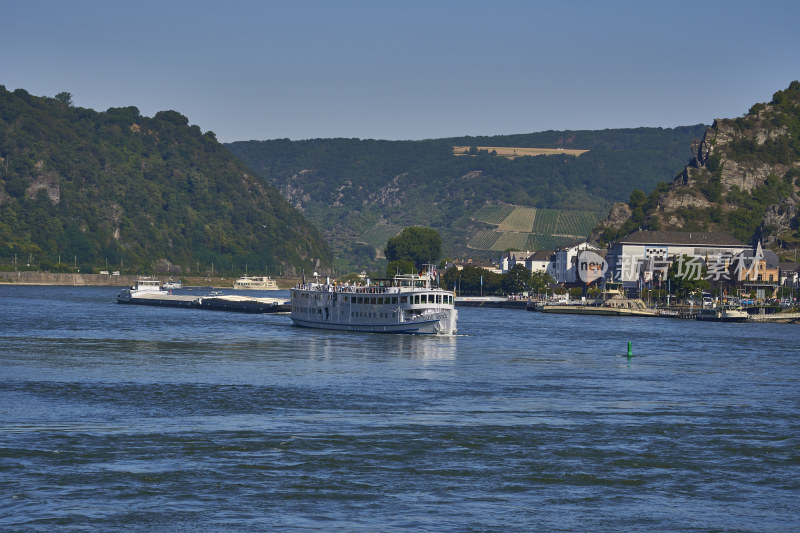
[299, 329, 458, 362]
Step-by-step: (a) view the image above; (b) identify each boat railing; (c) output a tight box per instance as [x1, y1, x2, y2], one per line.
[294, 282, 448, 294]
[294, 283, 392, 294]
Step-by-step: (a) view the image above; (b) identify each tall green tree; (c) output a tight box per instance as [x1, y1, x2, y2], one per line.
[442, 265, 501, 295]
[385, 259, 416, 277]
[501, 264, 530, 294]
[384, 226, 441, 269]
[667, 254, 709, 297]
[54, 92, 73, 106]
[529, 270, 554, 294]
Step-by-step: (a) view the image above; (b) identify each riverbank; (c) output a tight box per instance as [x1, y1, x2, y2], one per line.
[0, 271, 299, 289]
[455, 296, 527, 309]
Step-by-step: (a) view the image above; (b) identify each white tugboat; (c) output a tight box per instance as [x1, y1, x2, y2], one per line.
[697, 301, 750, 322]
[290, 266, 457, 334]
[117, 278, 167, 303]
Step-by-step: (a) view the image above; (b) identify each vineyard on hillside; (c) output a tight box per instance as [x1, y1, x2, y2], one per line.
[554, 211, 603, 236]
[530, 209, 559, 234]
[491, 232, 530, 251]
[498, 207, 536, 232]
[354, 205, 604, 258]
[467, 204, 603, 253]
[525, 234, 579, 251]
[467, 231, 502, 250]
[472, 204, 516, 225]
[358, 223, 403, 249]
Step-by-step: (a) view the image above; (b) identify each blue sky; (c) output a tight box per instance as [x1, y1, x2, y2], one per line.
[3, 0, 799, 143]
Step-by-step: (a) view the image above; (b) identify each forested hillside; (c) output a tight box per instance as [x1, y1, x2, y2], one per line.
[593, 81, 800, 252]
[227, 126, 705, 269]
[0, 86, 331, 275]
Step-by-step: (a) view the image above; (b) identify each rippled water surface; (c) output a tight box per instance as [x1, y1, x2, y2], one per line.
[1, 285, 799, 531]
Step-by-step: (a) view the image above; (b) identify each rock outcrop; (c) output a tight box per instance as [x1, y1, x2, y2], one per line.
[588, 202, 631, 242]
[593, 81, 800, 251]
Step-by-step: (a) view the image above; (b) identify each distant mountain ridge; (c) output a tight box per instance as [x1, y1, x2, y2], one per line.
[226, 126, 706, 269]
[0, 86, 331, 275]
[593, 81, 800, 251]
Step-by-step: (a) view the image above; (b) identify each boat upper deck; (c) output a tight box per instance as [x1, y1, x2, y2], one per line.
[295, 272, 448, 295]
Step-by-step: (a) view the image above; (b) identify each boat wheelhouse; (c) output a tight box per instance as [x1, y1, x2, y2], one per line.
[290, 268, 457, 334]
[117, 278, 166, 303]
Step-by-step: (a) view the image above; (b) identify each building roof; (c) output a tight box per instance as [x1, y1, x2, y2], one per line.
[765, 251, 780, 269]
[617, 230, 746, 247]
[735, 248, 780, 268]
[555, 241, 601, 253]
[462, 258, 497, 268]
[528, 250, 554, 261]
[779, 261, 800, 272]
[503, 250, 531, 260]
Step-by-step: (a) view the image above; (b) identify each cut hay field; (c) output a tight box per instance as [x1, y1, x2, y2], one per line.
[453, 146, 589, 159]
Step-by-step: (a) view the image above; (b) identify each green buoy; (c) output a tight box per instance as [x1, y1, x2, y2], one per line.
[627, 340, 633, 360]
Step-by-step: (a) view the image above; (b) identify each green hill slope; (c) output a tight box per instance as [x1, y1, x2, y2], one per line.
[0, 87, 331, 275]
[226, 126, 705, 268]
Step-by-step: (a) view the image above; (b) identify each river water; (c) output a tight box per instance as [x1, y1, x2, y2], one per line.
[1, 285, 798, 531]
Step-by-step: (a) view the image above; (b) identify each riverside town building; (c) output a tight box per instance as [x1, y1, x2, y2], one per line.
[498, 230, 796, 297]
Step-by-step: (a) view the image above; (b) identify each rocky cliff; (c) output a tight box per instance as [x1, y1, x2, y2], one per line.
[593, 81, 800, 251]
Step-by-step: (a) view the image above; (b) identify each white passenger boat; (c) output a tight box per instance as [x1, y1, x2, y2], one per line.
[233, 276, 279, 290]
[117, 278, 167, 303]
[290, 267, 458, 334]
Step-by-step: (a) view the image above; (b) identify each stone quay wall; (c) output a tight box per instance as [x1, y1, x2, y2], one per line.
[0, 271, 140, 286]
